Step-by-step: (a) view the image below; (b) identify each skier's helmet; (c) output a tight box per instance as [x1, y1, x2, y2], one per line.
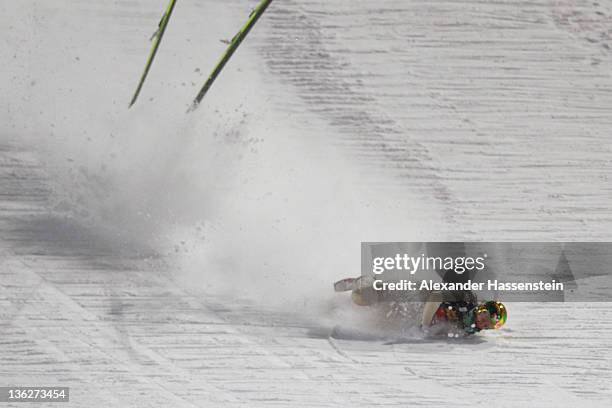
[476, 301, 507, 329]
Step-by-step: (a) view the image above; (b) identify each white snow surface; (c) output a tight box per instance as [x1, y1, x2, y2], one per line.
[2, 0, 612, 406]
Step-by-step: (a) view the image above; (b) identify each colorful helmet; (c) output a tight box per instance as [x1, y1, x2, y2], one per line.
[476, 301, 507, 329]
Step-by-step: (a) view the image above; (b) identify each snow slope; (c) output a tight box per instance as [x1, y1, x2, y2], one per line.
[1, 0, 612, 406]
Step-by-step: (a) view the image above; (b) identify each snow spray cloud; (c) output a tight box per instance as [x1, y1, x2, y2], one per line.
[3, 1, 440, 313]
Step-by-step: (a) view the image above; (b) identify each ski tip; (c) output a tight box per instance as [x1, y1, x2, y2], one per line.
[186, 100, 200, 113]
[334, 278, 357, 292]
[128, 94, 139, 108]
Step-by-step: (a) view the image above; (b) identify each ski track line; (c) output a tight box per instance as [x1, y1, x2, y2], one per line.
[326, 336, 360, 364]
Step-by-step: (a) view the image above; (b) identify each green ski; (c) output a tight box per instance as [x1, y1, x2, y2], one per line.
[129, 0, 178, 107]
[189, 0, 273, 111]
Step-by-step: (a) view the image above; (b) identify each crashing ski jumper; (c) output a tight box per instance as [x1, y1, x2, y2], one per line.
[334, 276, 507, 337]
